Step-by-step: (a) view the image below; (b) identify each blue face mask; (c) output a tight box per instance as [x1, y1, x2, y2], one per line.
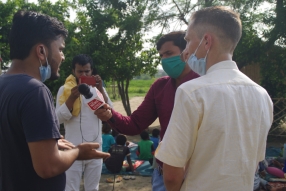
[161, 55, 185, 78]
[187, 38, 209, 76]
[39, 47, 51, 82]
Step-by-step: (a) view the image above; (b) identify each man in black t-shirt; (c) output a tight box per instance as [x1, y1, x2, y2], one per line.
[0, 11, 110, 191]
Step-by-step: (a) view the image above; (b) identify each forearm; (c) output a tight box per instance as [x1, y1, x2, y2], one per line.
[29, 140, 79, 179]
[98, 88, 109, 103]
[108, 108, 155, 136]
[65, 97, 76, 112]
[163, 163, 184, 191]
[46, 148, 79, 178]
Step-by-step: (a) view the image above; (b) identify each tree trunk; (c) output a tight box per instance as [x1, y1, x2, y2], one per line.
[266, 0, 284, 49]
[117, 79, 132, 116]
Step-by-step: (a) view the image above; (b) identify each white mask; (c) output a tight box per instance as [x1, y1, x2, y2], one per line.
[39, 47, 51, 82]
[187, 38, 209, 76]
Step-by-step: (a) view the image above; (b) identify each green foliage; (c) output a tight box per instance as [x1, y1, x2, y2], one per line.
[105, 79, 155, 100]
[129, 79, 155, 88]
[0, 0, 73, 95]
[1, 0, 286, 107]
[146, 0, 286, 98]
[0, 0, 20, 69]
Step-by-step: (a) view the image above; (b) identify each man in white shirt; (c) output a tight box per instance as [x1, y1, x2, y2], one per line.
[155, 6, 273, 191]
[56, 54, 113, 191]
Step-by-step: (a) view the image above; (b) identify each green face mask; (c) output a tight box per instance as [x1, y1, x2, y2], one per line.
[161, 55, 185, 78]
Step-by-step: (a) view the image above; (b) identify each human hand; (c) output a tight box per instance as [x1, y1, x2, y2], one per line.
[94, 103, 112, 121]
[126, 141, 130, 147]
[76, 142, 110, 160]
[58, 138, 75, 150]
[69, 85, 80, 100]
[93, 75, 103, 91]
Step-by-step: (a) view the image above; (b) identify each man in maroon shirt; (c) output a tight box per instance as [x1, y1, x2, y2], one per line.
[95, 31, 199, 190]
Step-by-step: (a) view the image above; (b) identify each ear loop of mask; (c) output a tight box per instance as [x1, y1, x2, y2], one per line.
[195, 37, 211, 62]
[39, 58, 42, 66]
[193, 37, 205, 56]
[42, 47, 49, 66]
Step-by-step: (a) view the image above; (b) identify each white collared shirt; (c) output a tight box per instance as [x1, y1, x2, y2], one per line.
[155, 60, 273, 191]
[56, 86, 113, 147]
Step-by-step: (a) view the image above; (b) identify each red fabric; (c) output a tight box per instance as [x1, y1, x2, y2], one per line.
[123, 160, 144, 170]
[133, 160, 144, 169]
[267, 167, 285, 178]
[108, 71, 200, 168]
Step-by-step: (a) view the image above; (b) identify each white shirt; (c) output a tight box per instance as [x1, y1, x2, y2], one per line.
[56, 86, 113, 146]
[155, 61, 273, 191]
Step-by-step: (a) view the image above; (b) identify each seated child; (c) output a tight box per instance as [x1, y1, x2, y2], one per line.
[102, 123, 115, 152]
[137, 131, 155, 165]
[104, 134, 134, 173]
[150, 128, 160, 150]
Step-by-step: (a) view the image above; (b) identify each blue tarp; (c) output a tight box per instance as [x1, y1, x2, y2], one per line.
[101, 145, 154, 176]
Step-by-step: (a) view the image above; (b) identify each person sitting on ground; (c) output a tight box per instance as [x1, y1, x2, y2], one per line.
[254, 160, 271, 191]
[137, 131, 155, 165]
[150, 128, 160, 150]
[105, 134, 134, 173]
[102, 123, 116, 152]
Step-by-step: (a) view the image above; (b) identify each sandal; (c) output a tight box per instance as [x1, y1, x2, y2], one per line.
[123, 175, 130, 180]
[130, 175, 136, 180]
[115, 176, 123, 183]
[106, 176, 123, 183]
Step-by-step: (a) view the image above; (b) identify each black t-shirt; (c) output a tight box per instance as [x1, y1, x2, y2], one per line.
[105, 145, 130, 173]
[0, 74, 65, 191]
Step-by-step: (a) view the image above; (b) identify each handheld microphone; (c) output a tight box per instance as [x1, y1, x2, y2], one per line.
[78, 84, 115, 123]
[78, 84, 93, 99]
[78, 84, 105, 111]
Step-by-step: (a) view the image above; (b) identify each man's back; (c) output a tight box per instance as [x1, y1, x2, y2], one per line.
[0, 74, 65, 191]
[157, 61, 273, 190]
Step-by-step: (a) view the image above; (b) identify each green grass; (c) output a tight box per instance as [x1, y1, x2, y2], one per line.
[105, 79, 156, 101]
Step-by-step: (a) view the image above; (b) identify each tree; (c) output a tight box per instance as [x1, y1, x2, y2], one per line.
[146, 0, 286, 98]
[0, 0, 19, 72]
[259, 0, 286, 97]
[0, 0, 73, 95]
[75, 0, 159, 115]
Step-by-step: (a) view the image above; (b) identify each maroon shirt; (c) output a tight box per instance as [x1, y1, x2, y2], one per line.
[108, 71, 199, 166]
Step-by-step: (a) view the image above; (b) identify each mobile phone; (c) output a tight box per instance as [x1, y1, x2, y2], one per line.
[79, 76, 97, 86]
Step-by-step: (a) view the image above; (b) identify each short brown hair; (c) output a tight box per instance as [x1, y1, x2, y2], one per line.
[190, 6, 242, 49]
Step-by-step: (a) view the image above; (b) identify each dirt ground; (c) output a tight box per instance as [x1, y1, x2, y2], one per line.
[81, 97, 157, 191]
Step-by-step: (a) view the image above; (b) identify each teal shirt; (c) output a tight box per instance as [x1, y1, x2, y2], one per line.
[138, 140, 153, 160]
[102, 134, 115, 152]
